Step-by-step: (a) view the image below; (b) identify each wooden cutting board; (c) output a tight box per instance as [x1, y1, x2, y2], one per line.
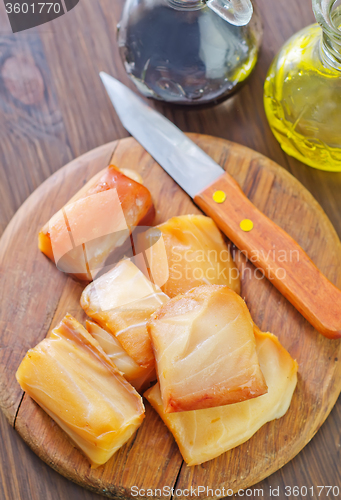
[0, 134, 340, 499]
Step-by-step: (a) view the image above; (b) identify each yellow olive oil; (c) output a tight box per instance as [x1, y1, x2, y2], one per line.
[264, 23, 341, 172]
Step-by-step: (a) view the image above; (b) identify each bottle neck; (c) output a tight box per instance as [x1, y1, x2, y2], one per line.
[167, 0, 205, 10]
[314, 0, 341, 69]
[167, 0, 253, 25]
[321, 32, 341, 68]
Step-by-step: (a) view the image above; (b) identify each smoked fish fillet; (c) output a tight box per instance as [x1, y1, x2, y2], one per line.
[16, 314, 145, 467]
[141, 215, 240, 297]
[86, 320, 156, 392]
[148, 285, 268, 412]
[81, 259, 169, 369]
[38, 165, 155, 282]
[145, 329, 298, 466]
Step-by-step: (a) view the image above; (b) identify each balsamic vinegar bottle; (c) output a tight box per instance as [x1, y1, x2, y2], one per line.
[118, 0, 262, 105]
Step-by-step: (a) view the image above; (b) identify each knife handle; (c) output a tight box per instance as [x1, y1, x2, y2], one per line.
[194, 172, 341, 339]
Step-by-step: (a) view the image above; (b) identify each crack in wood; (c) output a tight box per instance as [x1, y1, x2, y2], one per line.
[13, 391, 25, 429]
[171, 460, 185, 500]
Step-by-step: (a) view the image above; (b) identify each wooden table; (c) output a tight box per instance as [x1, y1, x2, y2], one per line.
[0, 0, 340, 499]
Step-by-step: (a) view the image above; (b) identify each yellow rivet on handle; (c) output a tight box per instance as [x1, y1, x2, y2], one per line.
[240, 219, 254, 232]
[213, 190, 226, 204]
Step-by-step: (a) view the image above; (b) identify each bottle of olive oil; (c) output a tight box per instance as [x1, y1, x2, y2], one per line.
[264, 0, 341, 172]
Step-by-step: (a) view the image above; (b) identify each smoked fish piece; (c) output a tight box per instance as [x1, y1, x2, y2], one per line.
[38, 165, 155, 282]
[81, 259, 169, 369]
[86, 320, 156, 393]
[148, 285, 267, 413]
[140, 215, 240, 297]
[145, 329, 298, 466]
[16, 314, 145, 467]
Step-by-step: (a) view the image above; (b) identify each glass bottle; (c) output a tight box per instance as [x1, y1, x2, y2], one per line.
[264, 0, 341, 172]
[118, 0, 262, 105]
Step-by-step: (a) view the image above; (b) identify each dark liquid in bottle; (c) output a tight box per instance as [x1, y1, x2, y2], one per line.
[119, 4, 260, 105]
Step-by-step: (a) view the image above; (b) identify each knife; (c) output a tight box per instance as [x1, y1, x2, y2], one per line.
[100, 72, 341, 340]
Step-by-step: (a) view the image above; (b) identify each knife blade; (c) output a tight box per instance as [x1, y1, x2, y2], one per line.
[100, 72, 223, 198]
[100, 72, 341, 340]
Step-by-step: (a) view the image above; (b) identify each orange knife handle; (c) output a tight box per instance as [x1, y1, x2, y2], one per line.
[194, 172, 341, 340]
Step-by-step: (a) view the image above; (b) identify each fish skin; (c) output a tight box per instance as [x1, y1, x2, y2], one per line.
[145, 329, 298, 466]
[16, 314, 145, 467]
[141, 215, 241, 298]
[38, 165, 155, 282]
[81, 259, 169, 369]
[86, 320, 156, 393]
[148, 285, 268, 413]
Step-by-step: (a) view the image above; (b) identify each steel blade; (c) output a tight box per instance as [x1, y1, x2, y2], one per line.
[100, 72, 224, 198]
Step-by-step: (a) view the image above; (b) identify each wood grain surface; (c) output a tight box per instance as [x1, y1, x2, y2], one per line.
[0, 134, 340, 499]
[0, 0, 340, 499]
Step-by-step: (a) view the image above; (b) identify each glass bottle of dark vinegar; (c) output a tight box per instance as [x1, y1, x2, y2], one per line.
[118, 0, 262, 105]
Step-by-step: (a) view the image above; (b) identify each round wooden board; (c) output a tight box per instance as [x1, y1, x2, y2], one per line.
[0, 134, 340, 499]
